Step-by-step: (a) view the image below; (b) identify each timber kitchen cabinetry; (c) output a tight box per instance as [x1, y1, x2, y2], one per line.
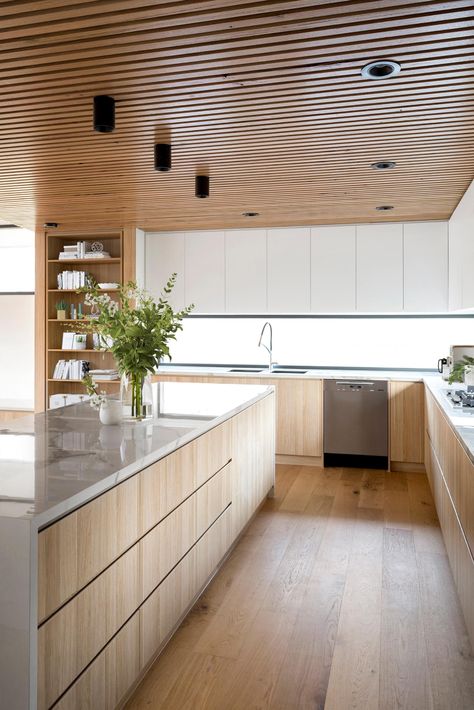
[389, 381, 425, 469]
[153, 373, 323, 459]
[424, 385, 474, 646]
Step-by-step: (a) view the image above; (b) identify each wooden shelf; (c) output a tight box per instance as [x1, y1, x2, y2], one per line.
[48, 349, 110, 353]
[48, 379, 120, 383]
[48, 319, 92, 323]
[48, 288, 119, 293]
[48, 258, 120, 264]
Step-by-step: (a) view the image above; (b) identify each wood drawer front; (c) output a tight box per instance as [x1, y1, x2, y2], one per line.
[38, 475, 139, 622]
[141, 463, 232, 599]
[54, 611, 140, 710]
[425, 390, 474, 556]
[427, 439, 474, 645]
[140, 420, 231, 534]
[38, 546, 139, 710]
[140, 505, 232, 669]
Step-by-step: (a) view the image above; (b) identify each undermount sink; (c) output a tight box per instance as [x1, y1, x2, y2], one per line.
[228, 368, 264, 373]
[271, 369, 307, 374]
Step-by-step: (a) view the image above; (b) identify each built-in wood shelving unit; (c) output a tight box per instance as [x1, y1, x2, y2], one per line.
[41, 229, 132, 409]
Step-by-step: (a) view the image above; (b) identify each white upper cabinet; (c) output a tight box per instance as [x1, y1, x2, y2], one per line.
[225, 229, 267, 313]
[311, 225, 356, 312]
[356, 223, 403, 311]
[404, 222, 448, 312]
[267, 227, 311, 312]
[145, 232, 185, 310]
[184, 231, 225, 312]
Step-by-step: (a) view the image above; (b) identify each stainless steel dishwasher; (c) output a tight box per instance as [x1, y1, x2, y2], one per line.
[323, 379, 388, 469]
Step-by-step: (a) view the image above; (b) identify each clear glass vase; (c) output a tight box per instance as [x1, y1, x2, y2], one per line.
[120, 372, 153, 420]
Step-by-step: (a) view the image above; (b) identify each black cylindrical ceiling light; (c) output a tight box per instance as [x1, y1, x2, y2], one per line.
[154, 144, 171, 172]
[93, 95, 115, 133]
[195, 175, 210, 198]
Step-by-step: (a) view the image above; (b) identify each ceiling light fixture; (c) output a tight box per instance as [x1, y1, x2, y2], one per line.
[361, 60, 401, 80]
[371, 161, 396, 170]
[376, 205, 394, 211]
[154, 144, 171, 172]
[195, 175, 209, 198]
[242, 211, 260, 217]
[93, 95, 115, 133]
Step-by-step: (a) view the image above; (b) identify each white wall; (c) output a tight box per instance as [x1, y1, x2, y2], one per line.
[0, 295, 34, 408]
[449, 178, 474, 311]
[166, 315, 473, 370]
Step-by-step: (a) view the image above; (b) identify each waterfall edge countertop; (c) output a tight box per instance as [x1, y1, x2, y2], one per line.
[154, 364, 436, 382]
[0, 381, 273, 528]
[423, 376, 474, 464]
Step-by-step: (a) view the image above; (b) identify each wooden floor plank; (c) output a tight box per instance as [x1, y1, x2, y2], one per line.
[380, 528, 433, 710]
[126, 465, 474, 710]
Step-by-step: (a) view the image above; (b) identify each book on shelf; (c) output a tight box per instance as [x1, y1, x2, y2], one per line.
[57, 270, 90, 289]
[52, 359, 90, 380]
[58, 241, 110, 260]
[61, 333, 87, 350]
[89, 368, 119, 381]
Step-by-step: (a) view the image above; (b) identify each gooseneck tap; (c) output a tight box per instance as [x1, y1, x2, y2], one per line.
[258, 321, 276, 372]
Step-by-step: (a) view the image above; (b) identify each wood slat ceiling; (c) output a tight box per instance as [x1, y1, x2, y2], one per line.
[1, 0, 473, 231]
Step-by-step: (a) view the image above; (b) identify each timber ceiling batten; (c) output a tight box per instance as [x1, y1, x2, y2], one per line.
[0, 1, 472, 230]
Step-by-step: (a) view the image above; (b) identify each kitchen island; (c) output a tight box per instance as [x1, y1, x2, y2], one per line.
[0, 381, 275, 710]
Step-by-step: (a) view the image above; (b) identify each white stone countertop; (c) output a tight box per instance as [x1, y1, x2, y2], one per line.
[423, 376, 474, 463]
[155, 364, 436, 382]
[0, 381, 273, 528]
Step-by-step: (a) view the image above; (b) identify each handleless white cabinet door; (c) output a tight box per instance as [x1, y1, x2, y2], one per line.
[356, 224, 403, 312]
[185, 231, 225, 313]
[311, 225, 356, 312]
[225, 229, 267, 313]
[403, 221, 448, 312]
[267, 227, 311, 312]
[145, 232, 185, 310]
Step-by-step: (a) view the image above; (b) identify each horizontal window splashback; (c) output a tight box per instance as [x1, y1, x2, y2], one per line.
[167, 315, 474, 371]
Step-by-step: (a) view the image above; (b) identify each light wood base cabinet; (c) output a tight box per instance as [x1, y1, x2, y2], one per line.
[424, 387, 474, 645]
[153, 373, 322, 457]
[389, 381, 424, 468]
[36, 392, 274, 709]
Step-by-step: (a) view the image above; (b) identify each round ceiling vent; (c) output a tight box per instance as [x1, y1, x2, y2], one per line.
[361, 60, 401, 80]
[371, 161, 396, 170]
[375, 205, 394, 211]
[242, 211, 260, 217]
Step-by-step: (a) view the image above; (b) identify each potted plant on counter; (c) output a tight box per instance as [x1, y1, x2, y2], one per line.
[79, 274, 193, 420]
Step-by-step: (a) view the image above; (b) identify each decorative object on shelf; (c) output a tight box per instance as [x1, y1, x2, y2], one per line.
[90, 241, 104, 253]
[56, 299, 68, 320]
[448, 356, 474, 384]
[78, 274, 194, 420]
[98, 282, 119, 289]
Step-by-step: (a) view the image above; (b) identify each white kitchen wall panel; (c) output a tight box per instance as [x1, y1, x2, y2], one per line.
[225, 229, 267, 313]
[267, 227, 311, 312]
[448, 177, 474, 311]
[404, 222, 448, 312]
[310, 225, 356, 312]
[184, 231, 225, 312]
[356, 223, 404, 312]
[145, 232, 185, 310]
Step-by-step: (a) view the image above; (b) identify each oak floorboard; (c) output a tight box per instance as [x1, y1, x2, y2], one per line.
[126, 465, 474, 710]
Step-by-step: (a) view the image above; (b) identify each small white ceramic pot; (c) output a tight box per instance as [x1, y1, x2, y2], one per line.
[99, 399, 123, 425]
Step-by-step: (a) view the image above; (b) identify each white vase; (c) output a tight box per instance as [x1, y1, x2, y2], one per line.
[99, 399, 123, 425]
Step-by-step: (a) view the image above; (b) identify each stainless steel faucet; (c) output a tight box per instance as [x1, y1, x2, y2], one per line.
[258, 321, 276, 372]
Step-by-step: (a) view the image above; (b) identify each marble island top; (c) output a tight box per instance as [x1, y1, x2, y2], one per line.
[0, 381, 272, 527]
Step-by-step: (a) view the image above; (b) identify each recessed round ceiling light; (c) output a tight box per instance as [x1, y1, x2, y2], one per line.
[242, 211, 260, 217]
[376, 205, 394, 211]
[361, 60, 401, 80]
[371, 161, 396, 170]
